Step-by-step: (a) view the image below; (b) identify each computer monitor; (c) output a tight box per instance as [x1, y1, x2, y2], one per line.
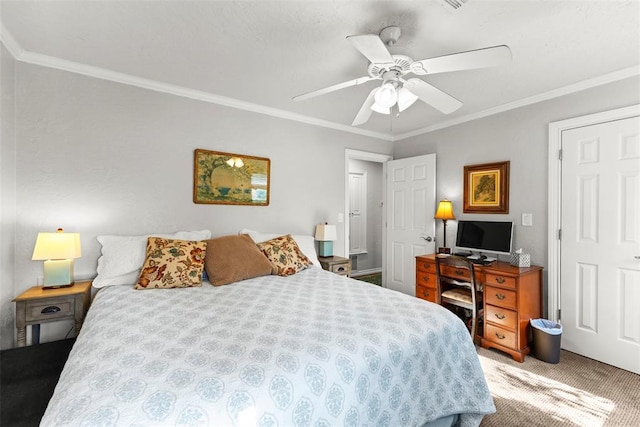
[455, 220, 513, 256]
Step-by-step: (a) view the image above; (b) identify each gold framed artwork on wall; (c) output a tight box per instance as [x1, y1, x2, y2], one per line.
[463, 161, 510, 213]
[193, 149, 270, 206]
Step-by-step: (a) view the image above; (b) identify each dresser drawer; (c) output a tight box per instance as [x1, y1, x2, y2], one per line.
[485, 324, 517, 349]
[416, 284, 437, 303]
[485, 286, 517, 309]
[416, 259, 435, 274]
[416, 271, 437, 288]
[485, 273, 517, 289]
[485, 305, 517, 329]
[26, 297, 74, 322]
[440, 265, 471, 280]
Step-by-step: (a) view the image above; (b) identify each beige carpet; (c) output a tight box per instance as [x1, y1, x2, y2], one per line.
[478, 347, 640, 427]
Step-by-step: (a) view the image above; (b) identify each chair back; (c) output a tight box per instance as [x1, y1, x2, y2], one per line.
[435, 255, 481, 337]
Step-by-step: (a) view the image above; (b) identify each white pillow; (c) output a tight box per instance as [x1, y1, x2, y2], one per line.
[239, 228, 321, 267]
[93, 230, 212, 288]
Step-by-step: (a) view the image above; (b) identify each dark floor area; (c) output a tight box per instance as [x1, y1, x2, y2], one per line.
[1, 338, 75, 427]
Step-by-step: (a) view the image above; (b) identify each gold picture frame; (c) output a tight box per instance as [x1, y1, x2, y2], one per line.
[463, 161, 510, 213]
[193, 149, 270, 206]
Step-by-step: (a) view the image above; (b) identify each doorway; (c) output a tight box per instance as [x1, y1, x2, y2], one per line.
[548, 105, 640, 374]
[344, 150, 392, 281]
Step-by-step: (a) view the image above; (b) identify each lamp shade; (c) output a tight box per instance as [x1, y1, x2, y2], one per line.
[315, 223, 337, 241]
[434, 200, 456, 221]
[32, 229, 82, 260]
[397, 87, 419, 112]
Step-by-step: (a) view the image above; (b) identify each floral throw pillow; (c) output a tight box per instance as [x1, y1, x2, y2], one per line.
[256, 234, 313, 276]
[135, 238, 207, 289]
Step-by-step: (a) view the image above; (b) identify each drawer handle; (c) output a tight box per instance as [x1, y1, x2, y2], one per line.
[422, 275, 430, 282]
[41, 306, 61, 314]
[455, 269, 464, 276]
[422, 263, 432, 270]
[495, 277, 506, 284]
[494, 313, 506, 320]
[495, 293, 506, 300]
[337, 267, 345, 272]
[422, 290, 430, 298]
[495, 333, 506, 340]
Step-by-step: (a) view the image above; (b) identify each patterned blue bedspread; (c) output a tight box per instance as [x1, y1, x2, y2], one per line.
[41, 267, 495, 426]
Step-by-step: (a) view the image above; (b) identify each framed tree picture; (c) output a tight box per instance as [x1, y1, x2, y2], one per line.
[463, 161, 510, 213]
[193, 149, 270, 206]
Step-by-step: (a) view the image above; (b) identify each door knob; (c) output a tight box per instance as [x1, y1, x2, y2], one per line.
[421, 236, 433, 242]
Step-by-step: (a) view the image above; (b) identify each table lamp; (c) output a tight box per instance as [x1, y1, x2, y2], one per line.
[32, 228, 82, 288]
[434, 200, 456, 254]
[315, 223, 337, 257]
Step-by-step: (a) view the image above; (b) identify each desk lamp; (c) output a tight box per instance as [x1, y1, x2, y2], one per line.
[315, 223, 337, 257]
[434, 200, 456, 254]
[32, 228, 81, 288]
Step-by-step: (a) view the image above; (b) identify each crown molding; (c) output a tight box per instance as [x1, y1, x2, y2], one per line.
[0, 26, 392, 142]
[0, 24, 23, 58]
[393, 65, 640, 141]
[18, 50, 394, 142]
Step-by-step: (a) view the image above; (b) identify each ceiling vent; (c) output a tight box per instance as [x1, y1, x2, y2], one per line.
[440, 0, 469, 12]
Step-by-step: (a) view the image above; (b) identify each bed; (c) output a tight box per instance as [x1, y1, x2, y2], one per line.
[40, 230, 495, 426]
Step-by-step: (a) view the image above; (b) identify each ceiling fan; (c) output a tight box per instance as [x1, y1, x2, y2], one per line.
[293, 26, 512, 126]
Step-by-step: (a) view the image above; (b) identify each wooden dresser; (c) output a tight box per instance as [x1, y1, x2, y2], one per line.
[415, 254, 543, 362]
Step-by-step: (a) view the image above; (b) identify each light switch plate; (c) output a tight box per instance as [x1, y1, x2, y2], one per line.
[522, 213, 533, 226]
[338, 213, 344, 223]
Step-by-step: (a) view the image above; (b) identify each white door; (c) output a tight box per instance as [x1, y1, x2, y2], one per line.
[560, 115, 640, 374]
[349, 172, 367, 255]
[385, 154, 437, 295]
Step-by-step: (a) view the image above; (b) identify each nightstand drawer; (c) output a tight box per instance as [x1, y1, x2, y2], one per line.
[26, 297, 74, 322]
[329, 263, 349, 275]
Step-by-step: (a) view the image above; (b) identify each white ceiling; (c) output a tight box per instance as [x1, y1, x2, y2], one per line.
[1, 0, 639, 140]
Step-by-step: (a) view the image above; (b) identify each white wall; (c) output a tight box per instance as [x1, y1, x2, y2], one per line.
[2, 61, 392, 346]
[394, 75, 640, 296]
[0, 43, 17, 349]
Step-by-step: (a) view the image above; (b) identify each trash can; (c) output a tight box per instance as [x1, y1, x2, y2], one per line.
[530, 318, 562, 364]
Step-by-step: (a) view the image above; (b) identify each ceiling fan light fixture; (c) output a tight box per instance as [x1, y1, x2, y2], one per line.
[397, 87, 419, 112]
[370, 100, 390, 114]
[374, 81, 398, 109]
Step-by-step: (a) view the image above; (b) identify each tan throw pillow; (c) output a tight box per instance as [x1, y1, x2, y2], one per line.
[257, 234, 313, 276]
[135, 238, 207, 289]
[204, 234, 274, 286]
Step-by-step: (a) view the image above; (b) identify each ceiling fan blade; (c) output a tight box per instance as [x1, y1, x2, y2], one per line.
[346, 34, 394, 65]
[352, 88, 378, 126]
[412, 45, 512, 75]
[292, 76, 375, 101]
[404, 78, 462, 114]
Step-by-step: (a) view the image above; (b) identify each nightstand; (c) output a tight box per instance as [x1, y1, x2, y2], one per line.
[13, 281, 92, 347]
[319, 256, 351, 277]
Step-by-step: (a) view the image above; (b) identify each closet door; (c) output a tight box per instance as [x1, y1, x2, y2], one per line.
[561, 115, 640, 374]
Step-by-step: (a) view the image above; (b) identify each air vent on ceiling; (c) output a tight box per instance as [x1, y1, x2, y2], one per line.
[440, 0, 469, 12]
